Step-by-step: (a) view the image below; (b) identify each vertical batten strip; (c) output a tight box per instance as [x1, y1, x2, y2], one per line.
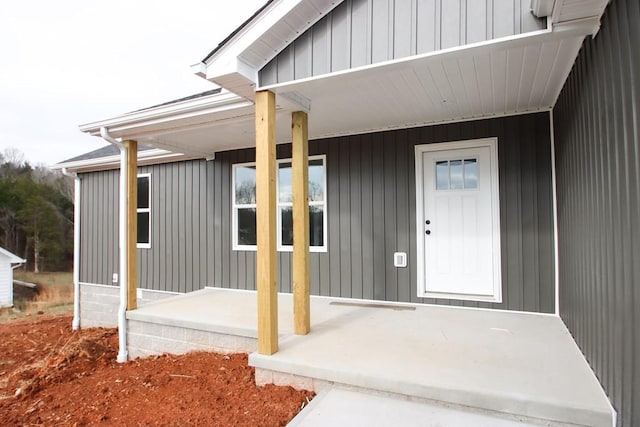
[255, 90, 279, 355]
[125, 140, 138, 311]
[292, 111, 310, 335]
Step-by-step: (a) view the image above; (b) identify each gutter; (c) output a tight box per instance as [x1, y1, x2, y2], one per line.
[100, 127, 129, 363]
[61, 168, 82, 330]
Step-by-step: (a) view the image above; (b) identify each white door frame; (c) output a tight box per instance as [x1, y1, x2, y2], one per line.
[415, 137, 502, 302]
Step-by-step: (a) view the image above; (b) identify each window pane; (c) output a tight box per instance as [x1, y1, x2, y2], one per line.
[450, 160, 463, 189]
[237, 208, 256, 245]
[137, 212, 150, 244]
[310, 205, 324, 247]
[235, 166, 256, 204]
[137, 176, 149, 209]
[464, 159, 478, 189]
[436, 161, 449, 190]
[309, 159, 324, 202]
[278, 162, 292, 203]
[280, 206, 325, 247]
[280, 206, 293, 246]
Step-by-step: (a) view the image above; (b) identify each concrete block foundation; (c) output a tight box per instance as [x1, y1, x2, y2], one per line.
[127, 320, 256, 359]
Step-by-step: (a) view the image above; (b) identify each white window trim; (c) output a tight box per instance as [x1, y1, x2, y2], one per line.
[232, 155, 327, 252]
[137, 173, 151, 249]
[232, 161, 257, 251]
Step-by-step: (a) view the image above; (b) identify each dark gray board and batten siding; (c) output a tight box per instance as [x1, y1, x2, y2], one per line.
[553, 0, 640, 424]
[260, 0, 546, 86]
[79, 112, 555, 313]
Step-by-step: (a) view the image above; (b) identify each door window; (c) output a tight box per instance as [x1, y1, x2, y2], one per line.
[435, 158, 478, 190]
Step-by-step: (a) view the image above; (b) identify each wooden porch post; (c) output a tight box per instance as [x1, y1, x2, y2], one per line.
[292, 111, 310, 335]
[255, 90, 278, 355]
[125, 140, 138, 311]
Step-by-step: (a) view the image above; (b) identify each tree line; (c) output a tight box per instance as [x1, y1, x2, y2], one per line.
[0, 148, 73, 272]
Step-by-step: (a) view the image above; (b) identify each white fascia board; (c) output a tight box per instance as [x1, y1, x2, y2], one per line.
[202, 0, 303, 70]
[51, 149, 194, 174]
[206, 54, 259, 87]
[200, 0, 339, 92]
[550, 0, 610, 24]
[208, 59, 260, 100]
[79, 90, 249, 138]
[531, 0, 555, 18]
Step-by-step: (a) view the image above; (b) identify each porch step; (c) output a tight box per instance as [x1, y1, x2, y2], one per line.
[289, 387, 551, 427]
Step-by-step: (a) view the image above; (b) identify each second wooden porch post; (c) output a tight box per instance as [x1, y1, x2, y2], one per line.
[292, 111, 310, 334]
[255, 90, 278, 355]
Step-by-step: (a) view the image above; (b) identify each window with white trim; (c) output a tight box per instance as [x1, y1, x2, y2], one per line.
[137, 174, 151, 248]
[232, 155, 327, 252]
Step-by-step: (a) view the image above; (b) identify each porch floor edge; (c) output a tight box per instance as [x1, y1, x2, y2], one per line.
[250, 353, 609, 427]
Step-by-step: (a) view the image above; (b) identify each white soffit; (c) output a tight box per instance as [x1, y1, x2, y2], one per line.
[259, 19, 596, 141]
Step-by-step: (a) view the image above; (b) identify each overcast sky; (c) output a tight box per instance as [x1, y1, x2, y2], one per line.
[0, 0, 264, 167]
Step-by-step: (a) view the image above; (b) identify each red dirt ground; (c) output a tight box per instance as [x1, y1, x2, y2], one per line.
[0, 314, 314, 426]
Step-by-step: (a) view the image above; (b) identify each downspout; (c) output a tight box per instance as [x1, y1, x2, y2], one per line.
[62, 168, 82, 330]
[100, 127, 129, 363]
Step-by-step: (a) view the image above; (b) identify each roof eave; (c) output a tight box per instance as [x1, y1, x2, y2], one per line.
[79, 90, 246, 137]
[52, 149, 199, 174]
[0, 247, 26, 264]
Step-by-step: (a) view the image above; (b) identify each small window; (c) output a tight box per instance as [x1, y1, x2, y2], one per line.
[232, 156, 327, 252]
[435, 158, 478, 190]
[137, 174, 151, 248]
[234, 165, 257, 247]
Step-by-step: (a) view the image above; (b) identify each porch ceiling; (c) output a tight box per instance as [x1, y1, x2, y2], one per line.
[80, 17, 597, 158]
[262, 20, 594, 142]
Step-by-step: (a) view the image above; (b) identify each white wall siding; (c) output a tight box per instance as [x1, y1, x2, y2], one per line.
[0, 259, 11, 307]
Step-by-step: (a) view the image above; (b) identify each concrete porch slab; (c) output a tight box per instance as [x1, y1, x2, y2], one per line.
[125, 288, 613, 426]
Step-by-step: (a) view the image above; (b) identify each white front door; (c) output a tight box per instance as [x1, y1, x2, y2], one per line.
[415, 138, 502, 302]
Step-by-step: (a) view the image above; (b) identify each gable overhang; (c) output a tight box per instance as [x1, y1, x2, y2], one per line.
[194, 0, 343, 99]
